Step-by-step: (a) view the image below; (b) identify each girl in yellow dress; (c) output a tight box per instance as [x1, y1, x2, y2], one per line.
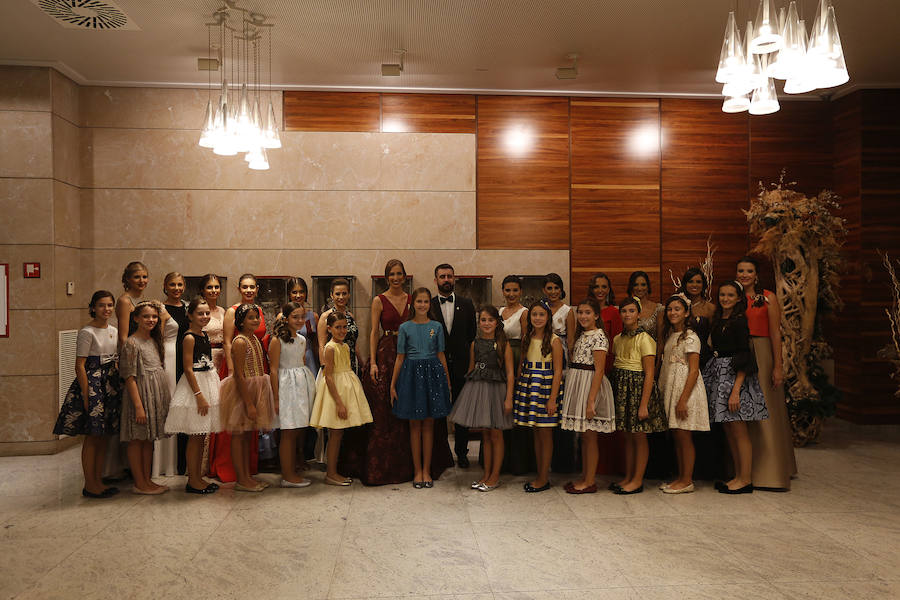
[310, 312, 373, 486]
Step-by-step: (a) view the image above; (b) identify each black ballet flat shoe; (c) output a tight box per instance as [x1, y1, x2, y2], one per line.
[424, 480, 434, 488]
[413, 480, 425, 489]
[185, 483, 217, 495]
[82, 488, 109, 499]
[102, 486, 120, 496]
[719, 484, 753, 495]
[613, 485, 644, 495]
[714, 480, 726, 491]
[205, 482, 220, 491]
[607, 482, 623, 492]
[456, 455, 470, 469]
[524, 482, 551, 493]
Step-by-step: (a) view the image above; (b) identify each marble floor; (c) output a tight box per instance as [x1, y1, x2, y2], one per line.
[1, 419, 899, 600]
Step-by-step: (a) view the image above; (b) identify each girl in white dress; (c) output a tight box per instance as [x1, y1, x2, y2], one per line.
[269, 302, 316, 488]
[659, 294, 710, 494]
[154, 272, 185, 478]
[165, 297, 222, 494]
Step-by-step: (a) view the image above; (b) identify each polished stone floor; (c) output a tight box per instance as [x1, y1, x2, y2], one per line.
[1, 419, 899, 599]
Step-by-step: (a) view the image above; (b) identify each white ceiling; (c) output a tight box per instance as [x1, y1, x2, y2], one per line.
[1, 0, 897, 97]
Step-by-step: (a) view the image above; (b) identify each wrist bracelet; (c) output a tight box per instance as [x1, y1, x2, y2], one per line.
[193, 391, 202, 396]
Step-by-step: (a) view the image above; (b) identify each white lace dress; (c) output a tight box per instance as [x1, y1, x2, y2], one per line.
[659, 331, 710, 431]
[559, 328, 615, 432]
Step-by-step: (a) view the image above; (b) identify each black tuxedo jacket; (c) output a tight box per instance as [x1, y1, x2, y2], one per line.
[431, 293, 476, 398]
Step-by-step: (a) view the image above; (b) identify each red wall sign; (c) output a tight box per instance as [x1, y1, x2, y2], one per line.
[23, 263, 41, 278]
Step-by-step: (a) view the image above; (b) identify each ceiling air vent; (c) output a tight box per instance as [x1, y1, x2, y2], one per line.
[30, 0, 140, 30]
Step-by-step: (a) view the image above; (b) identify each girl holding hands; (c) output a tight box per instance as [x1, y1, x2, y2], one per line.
[310, 312, 373, 486]
[164, 296, 222, 494]
[390, 288, 453, 489]
[449, 306, 515, 491]
[559, 298, 615, 494]
[610, 297, 667, 494]
[513, 300, 564, 493]
[658, 294, 709, 494]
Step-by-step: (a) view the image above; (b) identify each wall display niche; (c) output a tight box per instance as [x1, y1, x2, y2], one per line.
[453, 276, 493, 308]
[312, 275, 357, 314]
[371, 275, 414, 300]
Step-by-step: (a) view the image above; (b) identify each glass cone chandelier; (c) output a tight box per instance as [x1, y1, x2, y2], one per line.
[715, 0, 850, 114]
[199, 1, 280, 170]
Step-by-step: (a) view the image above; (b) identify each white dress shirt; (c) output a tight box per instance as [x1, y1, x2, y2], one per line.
[440, 293, 455, 334]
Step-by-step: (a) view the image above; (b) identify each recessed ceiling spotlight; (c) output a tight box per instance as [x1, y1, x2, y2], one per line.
[556, 53, 579, 80]
[382, 48, 406, 77]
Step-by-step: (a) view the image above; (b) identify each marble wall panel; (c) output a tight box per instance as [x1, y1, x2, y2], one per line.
[53, 181, 82, 247]
[51, 114, 81, 187]
[0, 66, 50, 112]
[53, 246, 83, 309]
[83, 129, 475, 192]
[50, 70, 79, 126]
[0, 111, 53, 178]
[0, 375, 58, 443]
[0, 310, 57, 376]
[55, 308, 87, 334]
[87, 189, 475, 250]
[0, 178, 54, 244]
[80, 87, 282, 130]
[0, 245, 54, 310]
[87, 189, 189, 249]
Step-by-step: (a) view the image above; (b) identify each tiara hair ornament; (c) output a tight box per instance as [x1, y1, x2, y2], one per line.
[673, 292, 692, 307]
[733, 281, 744, 292]
[538, 298, 552, 313]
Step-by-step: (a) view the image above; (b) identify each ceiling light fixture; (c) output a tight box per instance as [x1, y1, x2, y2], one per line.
[714, 0, 849, 114]
[556, 53, 579, 80]
[198, 1, 279, 170]
[381, 49, 406, 77]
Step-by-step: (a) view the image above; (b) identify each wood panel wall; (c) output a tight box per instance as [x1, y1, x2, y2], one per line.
[570, 99, 661, 298]
[280, 89, 900, 421]
[476, 96, 571, 249]
[660, 99, 749, 297]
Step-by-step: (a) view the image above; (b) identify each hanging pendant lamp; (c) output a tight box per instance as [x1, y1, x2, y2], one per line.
[716, 11, 745, 84]
[750, 0, 783, 54]
[768, 1, 803, 80]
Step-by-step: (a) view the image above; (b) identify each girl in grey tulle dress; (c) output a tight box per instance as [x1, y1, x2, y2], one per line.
[449, 307, 514, 491]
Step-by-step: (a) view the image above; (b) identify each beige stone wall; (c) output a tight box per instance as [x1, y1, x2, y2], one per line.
[0, 67, 568, 453]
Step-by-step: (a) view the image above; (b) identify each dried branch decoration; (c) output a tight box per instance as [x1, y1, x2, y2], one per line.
[745, 171, 846, 429]
[878, 252, 900, 396]
[667, 235, 717, 301]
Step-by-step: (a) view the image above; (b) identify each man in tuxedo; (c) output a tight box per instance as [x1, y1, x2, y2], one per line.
[431, 263, 477, 468]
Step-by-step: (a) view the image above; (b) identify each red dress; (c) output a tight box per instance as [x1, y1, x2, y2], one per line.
[208, 304, 268, 482]
[340, 294, 453, 484]
[597, 304, 625, 475]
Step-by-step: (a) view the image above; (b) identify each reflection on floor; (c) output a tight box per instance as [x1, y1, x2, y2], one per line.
[1, 419, 899, 599]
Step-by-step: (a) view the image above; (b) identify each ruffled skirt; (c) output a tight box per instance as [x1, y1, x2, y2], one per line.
[449, 380, 513, 430]
[559, 368, 615, 433]
[219, 374, 277, 432]
[164, 369, 222, 435]
[392, 357, 452, 420]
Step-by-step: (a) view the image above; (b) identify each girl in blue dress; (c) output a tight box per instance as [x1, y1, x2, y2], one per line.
[390, 287, 452, 488]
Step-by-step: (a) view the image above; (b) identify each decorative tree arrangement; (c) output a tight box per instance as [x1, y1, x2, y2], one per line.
[745, 173, 846, 446]
[877, 253, 900, 397]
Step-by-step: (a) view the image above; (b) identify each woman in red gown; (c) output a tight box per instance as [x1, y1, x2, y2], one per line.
[208, 274, 268, 482]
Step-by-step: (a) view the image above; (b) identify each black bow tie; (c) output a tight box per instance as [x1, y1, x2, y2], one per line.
[440, 294, 454, 304]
